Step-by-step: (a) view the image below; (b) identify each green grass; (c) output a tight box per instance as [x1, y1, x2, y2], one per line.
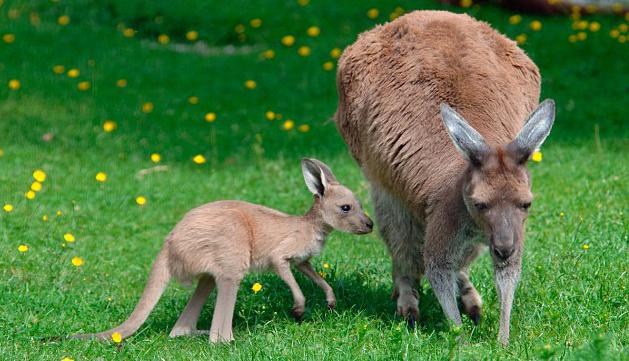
[1, 0, 627, 360]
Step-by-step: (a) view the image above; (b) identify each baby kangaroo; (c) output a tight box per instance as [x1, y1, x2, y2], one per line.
[71, 158, 373, 343]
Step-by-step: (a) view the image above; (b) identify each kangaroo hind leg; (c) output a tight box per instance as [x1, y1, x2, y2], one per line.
[169, 275, 215, 337]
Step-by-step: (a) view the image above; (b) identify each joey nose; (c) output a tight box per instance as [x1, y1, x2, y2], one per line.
[365, 218, 374, 230]
[492, 244, 515, 261]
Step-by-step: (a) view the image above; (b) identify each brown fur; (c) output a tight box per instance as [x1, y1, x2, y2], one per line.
[71, 159, 372, 343]
[335, 11, 554, 345]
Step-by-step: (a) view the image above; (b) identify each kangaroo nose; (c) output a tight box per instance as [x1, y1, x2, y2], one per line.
[492, 244, 514, 261]
[365, 218, 373, 230]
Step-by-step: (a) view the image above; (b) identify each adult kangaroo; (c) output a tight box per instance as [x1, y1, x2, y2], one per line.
[335, 10, 555, 345]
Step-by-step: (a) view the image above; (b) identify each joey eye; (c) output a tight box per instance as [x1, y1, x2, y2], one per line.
[519, 202, 532, 210]
[474, 202, 489, 212]
[340, 204, 352, 213]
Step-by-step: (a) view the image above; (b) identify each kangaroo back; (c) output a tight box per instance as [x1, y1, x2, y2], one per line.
[71, 247, 171, 340]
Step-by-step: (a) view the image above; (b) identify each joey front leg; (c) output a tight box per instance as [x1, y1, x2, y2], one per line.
[296, 261, 336, 309]
[274, 261, 306, 321]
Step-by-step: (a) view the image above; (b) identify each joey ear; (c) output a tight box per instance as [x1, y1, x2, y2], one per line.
[301, 158, 333, 196]
[440, 103, 489, 166]
[507, 99, 555, 164]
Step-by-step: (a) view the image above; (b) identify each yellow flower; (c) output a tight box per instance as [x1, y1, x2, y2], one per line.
[244, 80, 257, 89]
[281, 35, 295, 47]
[25, 190, 36, 200]
[283, 120, 295, 130]
[3, 33, 15, 43]
[31, 181, 42, 192]
[516, 34, 527, 45]
[530, 20, 542, 31]
[58, 15, 70, 26]
[582, 243, 590, 250]
[33, 169, 46, 182]
[618, 35, 626, 43]
[250, 18, 262, 28]
[186, 30, 199, 41]
[142, 102, 154, 113]
[71, 256, 84, 267]
[531, 151, 542, 162]
[330, 48, 342, 58]
[158, 34, 170, 44]
[323, 262, 330, 269]
[3, 204, 14, 212]
[204, 112, 217, 122]
[367, 8, 379, 19]
[67, 68, 80, 78]
[150, 153, 161, 163]
[509, 15, 522, 25]
[136, 196, 147, 206]
[103, 120, 117, 132]
[298, 124, 310, 132]
[297, 46, 311, 56]
[265, 111, 276, 120]
[122, 28, 135, 38]
[116, 79, 127, 88]
[298, 0, 309, 6]
[262, 49, 275, 59]
[8, 79, 20, 90]
[460, 0, 473, 8]
[111, 332, 122, 343]
[43, 214, 49, 222]
[234, 24, 246, 34]
[56, 210, 63, 216]
[193, 154, 206, 164]
[307, 26, 320, 37]
[53, 65, 65, 74]
[619, 24, 628, 32]
[559, 212, 565, 217]
[188, 96, 199, 105]
[577, 31, 587, 41]
[64, 233, 76, 242]
[77, 81, 90, 91]
[95, 172, 107, 182]
[0, 148, 3, 157]
[568, 34, 577, 43]
[61, 357, 74, 361]
[251, 282, 263, 293]
[18, 244, 29, 253]
[323, 61, 334, 71]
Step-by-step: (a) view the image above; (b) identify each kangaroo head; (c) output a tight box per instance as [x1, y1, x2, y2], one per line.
[301, 158, 373, 235]
[440, 100, 555, 263]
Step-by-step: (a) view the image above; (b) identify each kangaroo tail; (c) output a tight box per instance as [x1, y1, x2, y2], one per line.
[70, 247, 171, 341]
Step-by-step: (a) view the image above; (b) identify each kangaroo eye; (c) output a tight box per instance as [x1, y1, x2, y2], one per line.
[474, 202, 489, 211]
[340, 204, 352, 213]
[519, 202, 532, 210]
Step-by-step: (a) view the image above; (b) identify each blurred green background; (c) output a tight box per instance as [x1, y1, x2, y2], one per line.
[1, 0, 627, 360]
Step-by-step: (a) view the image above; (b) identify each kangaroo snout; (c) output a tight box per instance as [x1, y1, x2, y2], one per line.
[491, 243, 515, 261]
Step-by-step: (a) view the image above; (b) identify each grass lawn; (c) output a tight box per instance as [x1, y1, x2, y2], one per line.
[1, 0, 627, 359]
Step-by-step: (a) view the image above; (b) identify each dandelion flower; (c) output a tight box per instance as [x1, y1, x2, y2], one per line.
[157, 34, 170, 44]
[58, 15, 70, 26]
[250, 18, 262, 28]
[64, 233, 75, 242]
[297, 46, 311, 56]
[460, 0, 473, 8]
[61, 358, 74, 361]
[142, 102, 154, 113]
[31, 181, 42, 192]
[193, 154, 206, 164]
[577, 31, 587, 41]
[559, 212, 565, 217]
[56, 210, 63, 216]
[111, 332, 122, 343]
[265, 111, 276, 120]
[4, 204, 14, 212]
[71, 256, 84, 267]
[298, 0, 309, 6]
[95, 172, 107, 182]
[77, 81, 90, 91]
[53, 65, 65, 74]
[234, 24, 245, 34]
[244, 80, 257, 89]
[531, 151, 542, 162]
[323, 262, 330, 269]
[251, 282, 263, 293]
[136, 196, 147, 206]
[283, 120, 295, 130]
[122, 28, 135, 38]
[323, 61, 334, 71]
[619, 24, 628, 32]
[3, 33, 15, 43]
[281, 35, 295, 47]
[8, 79, 20, 90]
[367, 8, 379, 19]
[262, 49, 275, 59]
[298, 124, 310, 132]
[515, 34, 527, 45]
[588, 22, 600, 32]
[186, 30, 199, 41]
[509, 15, 522, 25]
[204, 112, 217, 122]
[582, 243, 590, 250]
[568, 34, 577, 43]
[116, 79, 127, 88]
[33, 170, 46, 182]
[188, 96, 199, 105]
[307, 26, 320, 37]
[530, 20, 542, 31]
[103, 120, 117, 132]
[25, 190, 36, 200]
[43, 214, 48, 222]
[150, 153, 161, 163]
[610, 29, 620, 38]
[18, 244, 29, 253]
[67, 68, 80, 78]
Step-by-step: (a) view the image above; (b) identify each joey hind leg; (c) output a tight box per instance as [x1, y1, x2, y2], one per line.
[457, 243, 485, 325]
[209, 277, 241, 343]
[170, 275, 215, 338]
[297, 260, 336, 309]
[372, 185, 424, 326]
[274, 261, 306, 321]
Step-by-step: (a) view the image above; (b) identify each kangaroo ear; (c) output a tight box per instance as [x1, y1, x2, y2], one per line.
[301, 158, 334, 196]
[440, 103, 489, 166]
[507, 99, 555, 164]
